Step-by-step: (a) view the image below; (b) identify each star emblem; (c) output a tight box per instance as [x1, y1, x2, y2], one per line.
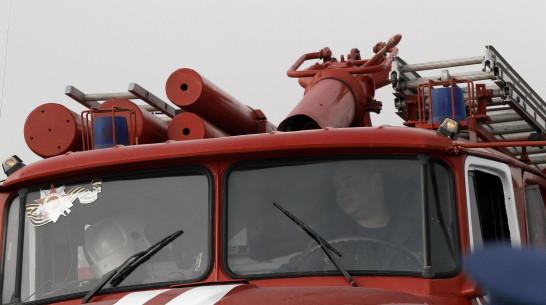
[33, 185, 74, 223]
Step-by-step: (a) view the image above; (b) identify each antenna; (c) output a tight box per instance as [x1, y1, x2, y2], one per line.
[0, 0, 13, 119]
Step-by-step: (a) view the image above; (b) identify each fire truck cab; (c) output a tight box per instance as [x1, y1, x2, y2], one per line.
[0, 35, 544, 305]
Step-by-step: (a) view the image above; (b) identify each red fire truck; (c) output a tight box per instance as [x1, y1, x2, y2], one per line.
[0, 34, 545, 304]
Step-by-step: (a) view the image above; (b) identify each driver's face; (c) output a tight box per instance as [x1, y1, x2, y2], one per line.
[333, 166, 381, 218]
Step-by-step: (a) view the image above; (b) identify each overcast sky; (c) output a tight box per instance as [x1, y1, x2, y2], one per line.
[1, 0, 545, 179]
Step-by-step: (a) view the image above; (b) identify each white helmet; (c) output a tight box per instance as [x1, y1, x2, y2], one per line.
[84, 214, 151, 278]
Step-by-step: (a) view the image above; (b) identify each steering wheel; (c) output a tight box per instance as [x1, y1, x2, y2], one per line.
[292, 237, 423, 271]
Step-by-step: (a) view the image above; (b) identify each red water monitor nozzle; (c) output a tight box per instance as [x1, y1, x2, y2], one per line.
[279, 34, 402, 131]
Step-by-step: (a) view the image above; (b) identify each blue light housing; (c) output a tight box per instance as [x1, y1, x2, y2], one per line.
[430, 87, 468, 124]
[93, 116, 130, 149]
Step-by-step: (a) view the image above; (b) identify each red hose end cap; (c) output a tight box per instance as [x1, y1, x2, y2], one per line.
[168, 112, 206, 141]
[24, 103, 82, 158]
[165, 68, 204, 107]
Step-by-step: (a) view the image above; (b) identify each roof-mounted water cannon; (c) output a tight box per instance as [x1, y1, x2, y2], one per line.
[278, 34, 402, 131]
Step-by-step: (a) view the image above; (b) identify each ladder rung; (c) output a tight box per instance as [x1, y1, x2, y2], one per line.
[486, 106, 513, 112]
[496, 131, 534, 140]
[487, 113, 524, 123]
[399, 56, 484, 73]
[527, 153, 546, 164]
[402, 71, 495, 90]
[484, 121, 535, 135]
[486, 108, 518, 116]
[417, 85, 504, 101]
[512, 146, 546, 155]
[487, 98, 509, 106]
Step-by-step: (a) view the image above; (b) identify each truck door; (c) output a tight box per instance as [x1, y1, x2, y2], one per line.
[464, 156, 521, 250]
[522, 172, 546, 247]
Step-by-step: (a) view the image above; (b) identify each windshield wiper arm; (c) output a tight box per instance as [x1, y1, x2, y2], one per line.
[82, 229, 184, 304]
[273, 202, 357, 287]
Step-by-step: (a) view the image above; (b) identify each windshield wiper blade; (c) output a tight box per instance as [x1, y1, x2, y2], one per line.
[82, 229, 184, 304]
[273, 202, 357, 287]
[109, 229, 184, 286]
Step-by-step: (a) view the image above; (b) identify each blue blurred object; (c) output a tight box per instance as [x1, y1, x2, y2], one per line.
[430, 87, 468, 124]
[465, 245, 546, 305]
[93, 116, 130, 149]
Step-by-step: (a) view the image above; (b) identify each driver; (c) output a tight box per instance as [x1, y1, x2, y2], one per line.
[326, 161, 422, 270]
[333, 163, 390, 231]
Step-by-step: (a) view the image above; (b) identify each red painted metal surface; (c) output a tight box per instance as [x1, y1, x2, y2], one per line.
[97, 98, 168, 145]
[216, 285, 431, 305]
[165, 68, 275, 135]
[24, 103, 85, 158]
[278, 75, 359, 130]
[168, 112, 228, 141]
[3, 126, 457, 187]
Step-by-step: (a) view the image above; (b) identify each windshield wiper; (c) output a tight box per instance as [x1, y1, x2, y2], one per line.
[82, 229, 184, 304]
[273, 202, 357, 287]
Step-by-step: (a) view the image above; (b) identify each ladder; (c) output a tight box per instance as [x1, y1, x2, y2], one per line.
[390, 46, 546, 170]
[65, 82, 180, 122]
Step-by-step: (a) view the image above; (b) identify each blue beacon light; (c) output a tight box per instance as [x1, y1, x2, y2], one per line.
[430, 87, 469, 124]
[93, 116, 130, 149]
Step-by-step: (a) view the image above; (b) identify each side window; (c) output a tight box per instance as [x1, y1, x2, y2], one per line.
[465, 156, 519, 250]
[470, 170, 510, 243]
[1, 197, 20, 303]
[524, 186, 546, 247]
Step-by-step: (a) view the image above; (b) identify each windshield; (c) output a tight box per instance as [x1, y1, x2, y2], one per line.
[1, 167, 211, 303]
[225, 157, 458, 278]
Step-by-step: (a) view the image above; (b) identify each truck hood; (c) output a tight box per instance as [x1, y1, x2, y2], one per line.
[86, 284, 429, 305]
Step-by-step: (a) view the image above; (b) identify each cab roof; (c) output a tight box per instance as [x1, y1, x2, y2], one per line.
[1, 125, 532, 188]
